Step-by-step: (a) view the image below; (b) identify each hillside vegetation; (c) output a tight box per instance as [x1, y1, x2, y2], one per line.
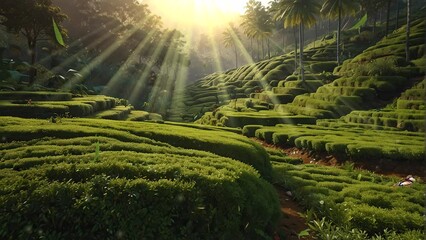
[171, 16, 425, 131]
[0, 117, 279, 239]
[0, 3, 425, 240]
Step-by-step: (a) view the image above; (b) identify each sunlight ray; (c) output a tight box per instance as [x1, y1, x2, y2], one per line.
[63, 18, 153, 90]
[126, 31, 176, 104]
[146, 32, 183, 113]
[36, 19, 121, 73]
[102, 27, 160, 97]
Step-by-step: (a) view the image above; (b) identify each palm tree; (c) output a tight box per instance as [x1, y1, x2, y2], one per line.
[321, 0, 359, 65]
[395, 0, 401, 30]
[241, 0, 259, 59]
[385, 0, 391, 36]
[222, 24, 241, 68]
[405, 0, 410, 62]
[271, 0, 320, 82]
[241, 0, 273, 60]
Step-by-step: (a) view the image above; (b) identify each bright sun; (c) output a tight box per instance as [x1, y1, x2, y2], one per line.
[143, 0, 263, 30]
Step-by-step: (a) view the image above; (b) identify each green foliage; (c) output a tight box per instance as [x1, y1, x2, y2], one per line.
[0, 91, 72, 101]
[253, 124, 425, 162]
[242, 125, 263, 138]
[273, 162, 425, 237]
[0, 116, 280, 239]
[93, 106, 133, 120]
[262, 70, 286, 82]
[309, 61, 338, 73]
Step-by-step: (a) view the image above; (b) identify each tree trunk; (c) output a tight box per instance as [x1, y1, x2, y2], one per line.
[257, 38, 260, 61]
[314, 23, 318, 48]
[385, 0, 391, 37]
[282, 29, 285, 53]
[28, 40, 37, 85]
[267, 38, 270, 59]
[405, 0, 411, 62]
[250, 38, 253, 59]
[337, 0, 342, 65]
[373, 12, 377, 34]
[328, 18, 331, 34]
[293, 28, 297, 71]
[234, 44, 238, 68]
[299, 23, 304, 82]
[395, 0, 400, 30]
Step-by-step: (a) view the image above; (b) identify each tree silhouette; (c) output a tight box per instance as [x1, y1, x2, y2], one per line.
[271, 0, 320, 82]
[241, 0, 273, 60]
[405, 0, 411, 62]
[0, 0, 67, 84]
[321, 0, 359, 65]
[222, 23, 241, 68]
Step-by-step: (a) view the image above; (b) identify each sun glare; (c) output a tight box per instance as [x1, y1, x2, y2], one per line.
[144, 0, 259, 30]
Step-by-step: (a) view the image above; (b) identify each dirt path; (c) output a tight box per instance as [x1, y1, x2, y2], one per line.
[275, 185, 312, 240]
[282, 147, 426, 179]
[261, 141, 425, 238]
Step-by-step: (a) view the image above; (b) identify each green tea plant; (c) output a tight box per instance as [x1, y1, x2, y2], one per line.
[0, 116, 280, 239]
[272, 162, 425, 238]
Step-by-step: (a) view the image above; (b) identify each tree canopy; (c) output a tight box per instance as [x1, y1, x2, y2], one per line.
[0, 0, 67, 83]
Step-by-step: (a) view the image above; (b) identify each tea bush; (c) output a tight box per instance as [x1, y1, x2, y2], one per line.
[0, 116, 280, 239]
[272, 162, 425, 237]
[252, 124, 424, 162]
[0, 91, 72, 101]
[309, 61, 337, 73]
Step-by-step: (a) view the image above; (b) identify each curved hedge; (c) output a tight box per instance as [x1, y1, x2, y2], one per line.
[273, 163, 425, 237]
[0, 117, 280, 239]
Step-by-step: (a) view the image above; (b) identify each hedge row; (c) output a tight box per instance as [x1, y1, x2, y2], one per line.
[333, 76, 406, 88]
[250, 92, 295, 104]
[282, 80, 324, 90]
[0, 116, 280, 239]
[0, 91, 72, 101]
[248, 124, 424, 162]
[0, 95, 117, 118]
[397, 100, 425, 110]
[316, 119, 400, 131]
[273, 162, 424, 237]
[93, 106, 133, 120]
[272, 87, 307, 95]
[316, 86, 376, 101]
[292, 95, 352, 116]
[275, 104, 335, 119]
[219, 112, 317, 128]
[309, 94, 363, 108]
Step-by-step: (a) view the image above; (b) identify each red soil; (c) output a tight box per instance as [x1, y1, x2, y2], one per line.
[275, 186, 313, 240]
[253, 138, 425, 239]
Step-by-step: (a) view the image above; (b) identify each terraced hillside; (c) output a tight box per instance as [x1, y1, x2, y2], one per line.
[0, 91, 165, 122]
[0, 5, 425, 240]
[1, 116, 424, 239]
[0, 117, 279, 239]
[172, 15, 425, 130]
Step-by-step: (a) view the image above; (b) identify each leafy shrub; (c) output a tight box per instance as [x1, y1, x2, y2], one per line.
[273, 162, 425, 237]
[0, 91, 72, 101]
[270, 94, 295, 103]
[397, 100, 425, 110]
[284, 80, 324, 91]
[272, 87, 307, 95]
[255, 128, 275, 144]
[242, 125, 263, 138]
[309, 61, 338, 73]
[262, 70, 286, 82]
[347, 145, 383, 160]
[0, 117, 281, 239]
[350, 30, 375, 43]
